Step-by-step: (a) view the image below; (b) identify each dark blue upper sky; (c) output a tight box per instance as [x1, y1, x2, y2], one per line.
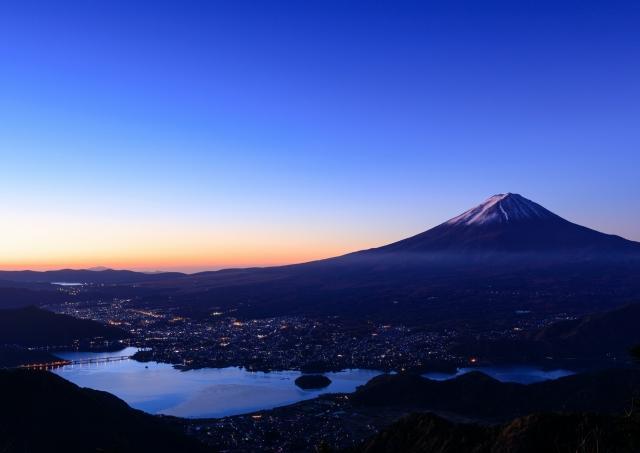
[1, 0, 639, 270]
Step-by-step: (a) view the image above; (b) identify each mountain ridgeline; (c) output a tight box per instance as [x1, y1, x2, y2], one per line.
[0, 268, 185, 284]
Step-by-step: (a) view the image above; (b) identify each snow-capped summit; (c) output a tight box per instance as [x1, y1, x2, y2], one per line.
[365, 193, 640, 255]
[445, 193, 557, 227]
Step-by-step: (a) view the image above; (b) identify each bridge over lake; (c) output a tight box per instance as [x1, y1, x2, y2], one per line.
[18, 355, 132, 370]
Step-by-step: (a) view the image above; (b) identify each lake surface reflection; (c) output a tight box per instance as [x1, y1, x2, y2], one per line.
[52, 348, 382, 418]
[424, 365, 574, 384]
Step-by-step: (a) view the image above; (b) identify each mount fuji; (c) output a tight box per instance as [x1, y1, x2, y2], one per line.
[143, 193, 640, 323]
[357, 193, 639, 257]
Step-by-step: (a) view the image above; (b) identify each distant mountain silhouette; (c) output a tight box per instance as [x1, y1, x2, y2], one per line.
[139, 194, 640, 323]
[87, 266, 112, 271]
[0, 268, 185, 284]
[0, 370, 207, 453]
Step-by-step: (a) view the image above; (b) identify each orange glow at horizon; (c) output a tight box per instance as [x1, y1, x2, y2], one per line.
[0, 238, 362, 273]
[0, 211, 382, 273]
[0, 248, 345, 273]
[0, 247, 357, 273]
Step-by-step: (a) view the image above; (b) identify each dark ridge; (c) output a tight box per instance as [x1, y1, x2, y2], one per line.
[356, 412, 494, 453]
[351, 368, 640, 420]
[0, 369, 207, 453]
[0, 346, 62, 368]
[355, 411, 640, 453]
[0, 306, 127, 347]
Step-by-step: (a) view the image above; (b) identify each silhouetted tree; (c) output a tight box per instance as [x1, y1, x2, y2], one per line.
[625, 345, 640, 418]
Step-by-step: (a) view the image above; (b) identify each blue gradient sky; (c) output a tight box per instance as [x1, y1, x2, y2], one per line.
[1, 0, 639, 271]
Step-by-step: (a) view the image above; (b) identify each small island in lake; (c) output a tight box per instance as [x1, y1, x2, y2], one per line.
[295, 374, 332, 390]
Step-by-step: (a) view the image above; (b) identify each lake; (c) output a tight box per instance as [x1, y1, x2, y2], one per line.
[52, 348, 574, 418]
[52, 348, 381, 418]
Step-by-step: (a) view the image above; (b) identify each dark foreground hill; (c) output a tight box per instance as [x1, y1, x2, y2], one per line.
[355, 411, 640, 453]
[0, 306, 127, 347]
[351, 368, 640, 420]
[354, 366, 640, 452]
[0, 370, 207, 453]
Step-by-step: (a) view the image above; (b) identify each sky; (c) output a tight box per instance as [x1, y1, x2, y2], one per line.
[1, 0, 639, 272]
